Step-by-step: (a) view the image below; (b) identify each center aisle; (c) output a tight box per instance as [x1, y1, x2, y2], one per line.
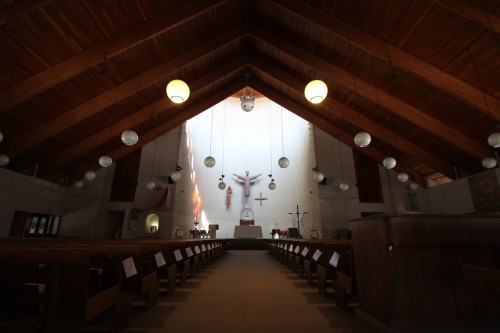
[123, 250, 359, 333]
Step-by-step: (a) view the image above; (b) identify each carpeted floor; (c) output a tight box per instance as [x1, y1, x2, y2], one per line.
[121, 250, 359, 333]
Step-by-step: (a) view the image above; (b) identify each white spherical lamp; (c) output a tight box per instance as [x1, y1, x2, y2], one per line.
[0, 131, 3, 143]
[74, 180, 84, 189]
[204, 156, 216, 168]
[278, 157, 289, 168]
[304, 79, 328, 104]
[487, 132, 500, 148]
[0, 154, 9, 166]
[354, 132, 371, 147]
[482, 157, 497, 169]
[409, 182, 419, 191]
[98, 155, 113, 168]
[314, 171, 324, 182]
[397, 173, 409, 182]
[146, 181, 156, 190]
[240, 93, 255, 112]
[339, 182, 349, 191]
[170, 170, 181, 182]
[218, 181, 226, 190]
[383, 157, 396, 169]
[268, 181, 276, 190]
[84, 171, 96, 181]
[121, 130, 139, 146]
[166, 79, 190, 103]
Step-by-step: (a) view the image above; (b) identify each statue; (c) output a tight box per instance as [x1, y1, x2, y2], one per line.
[233, 170, 261, 198]
[226, 186, 232, 207]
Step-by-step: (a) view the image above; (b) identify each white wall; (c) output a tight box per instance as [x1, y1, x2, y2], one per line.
[172, 97, 321, 239]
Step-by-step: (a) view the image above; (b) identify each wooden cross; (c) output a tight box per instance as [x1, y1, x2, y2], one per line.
[254, 192, 268, 206]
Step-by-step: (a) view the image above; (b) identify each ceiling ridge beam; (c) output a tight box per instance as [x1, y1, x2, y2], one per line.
[249, 80, 426, 187]
[267, 0, 500, 120]
[249, 56, 456, 179]
[39, 56, 246, 176]
[0, 0, 230, 111]
[430, 0, 500, 34]
[2, 25, 246, 158]
[249, 25, 491, 160]
[67, 79, 247, 184]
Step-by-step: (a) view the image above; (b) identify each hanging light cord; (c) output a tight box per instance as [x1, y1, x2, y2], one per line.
[209, 106, 214, 155]
[338, 140, 345, 182]
[269, 99, 273, 175]
[150, 117, 158, 180]
[221, 100, 226, 176]
[280, 106, 285, 157]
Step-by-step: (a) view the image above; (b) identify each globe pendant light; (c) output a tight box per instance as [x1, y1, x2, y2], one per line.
[166, 79, 190, 103]
[305, 79, 328, 104]
[146, 181, 156, 190]
[98, 155, 113, 168]
[268, 180, 276, 190]
[121, 129, 138, 146]
[383, 157, 396, 169]
[0, 131, 3, 143]
[339, 182, 349, 191]
[74, 180, 84, 189]
[84, 170, 96, 181]
[482, 157, 497, 169]
[278, 157, 289, 168]
[314, 171, 324, 183]
[409, 182, 419, 191]
[0, 154, 10, 166]
[488, 132, 500, 148]
[354, 132, 371, 147]
[170, 169, 181, 182]
[240, 92, 255, 112]
[397, 172, 409, 182]
[218, 175, 226, 190]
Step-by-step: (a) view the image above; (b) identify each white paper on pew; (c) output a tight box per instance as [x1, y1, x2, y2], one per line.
[207, 244, 212, 250]
[154, 252, 166, 267]
[186, 247, 194, 257]
[294, 246, 300, 254]
[329, 251, 340, 267]
[312, 249, 322, 261]
[194, 246, 201, 254]
[201, 244, 207, 252]
[174, 249, 183, 262]
[288, 244, 293, 252]
[122, 257, 137, 278]
[301, 247, 309, 256]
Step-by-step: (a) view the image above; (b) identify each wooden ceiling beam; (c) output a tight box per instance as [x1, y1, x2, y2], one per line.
[0, 0, 53, 25]
[39, 57, 246, 176]
[68, 79, 247, 184]
[267, 0, 500, 120]
[250, 25, 492, 160]
[430, 0, 500, 34]
[249, 56, 456, 180]
[0, 0, 229, 111]
[250, 80, 426, 187]
[2, 24, 246, 157]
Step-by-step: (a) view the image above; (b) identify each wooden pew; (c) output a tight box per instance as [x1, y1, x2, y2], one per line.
[0, 247, 90, 332]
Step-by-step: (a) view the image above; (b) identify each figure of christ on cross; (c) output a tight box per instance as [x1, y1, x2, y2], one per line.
[233, 170, 261, 199]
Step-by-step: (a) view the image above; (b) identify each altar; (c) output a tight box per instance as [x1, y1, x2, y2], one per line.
[234, 225, 263, 239]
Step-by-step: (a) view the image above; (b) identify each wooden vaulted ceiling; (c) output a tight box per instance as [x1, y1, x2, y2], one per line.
[0, 0, 499, 187]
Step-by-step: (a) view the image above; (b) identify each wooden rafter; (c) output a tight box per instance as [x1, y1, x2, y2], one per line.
[250, 25, 492, 160]
[268, 0, 500, 120]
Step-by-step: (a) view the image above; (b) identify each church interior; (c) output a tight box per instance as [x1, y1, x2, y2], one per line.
[0, 0, 499, 332]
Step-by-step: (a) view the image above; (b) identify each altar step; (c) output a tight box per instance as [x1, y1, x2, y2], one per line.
[228, 238, 265, 250]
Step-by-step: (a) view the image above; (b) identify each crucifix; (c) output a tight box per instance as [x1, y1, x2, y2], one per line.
[288, 205, 307, 238]
[254, 192, 268, 206]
